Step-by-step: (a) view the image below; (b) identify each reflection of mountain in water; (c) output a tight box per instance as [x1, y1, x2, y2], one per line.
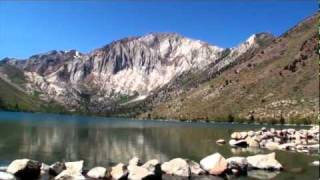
[0, 119, 234, 168]
[17, 125, 171, 167]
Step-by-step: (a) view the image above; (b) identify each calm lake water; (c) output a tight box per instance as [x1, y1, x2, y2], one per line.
[0, 111, 318, 179]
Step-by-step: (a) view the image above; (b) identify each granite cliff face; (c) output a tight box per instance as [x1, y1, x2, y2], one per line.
[2, 32, 272, 112]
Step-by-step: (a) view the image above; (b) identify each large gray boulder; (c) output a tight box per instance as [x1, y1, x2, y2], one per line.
[200, 153, 227, 175]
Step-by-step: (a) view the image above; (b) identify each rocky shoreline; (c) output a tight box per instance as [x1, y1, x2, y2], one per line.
[0, 126, 318, 180]
[222, 125, 319, 155]
[0, 152, 286, 180]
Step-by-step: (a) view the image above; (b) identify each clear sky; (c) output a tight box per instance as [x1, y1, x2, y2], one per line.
[0, 0, 317, 59]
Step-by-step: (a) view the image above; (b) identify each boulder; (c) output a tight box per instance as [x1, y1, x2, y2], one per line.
[87, 166, 107, 179]
[216, 139, 225, 145]
[128, 165, 154, 180]
[200, 153, 227, 175]
[161, 158, 190, 177]
[187, 160, 205, 175]
[49, 162, 66, 176]
[247, 153, 282, 170]
[0, 172, 15, 180]
[129, 157, 142, 166]
[7, 159, 41, 179]
[55, 161, 84, 180]
[110, 163, 128, 180]
[229, 139, 248, 147]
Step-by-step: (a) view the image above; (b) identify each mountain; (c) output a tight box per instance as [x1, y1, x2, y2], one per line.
[138, 13, 319, 124]
[0, 13, 318, 124]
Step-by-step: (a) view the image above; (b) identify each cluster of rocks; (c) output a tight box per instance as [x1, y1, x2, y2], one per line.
[223, 125, 319, 154]
[0, 152, 283, 180]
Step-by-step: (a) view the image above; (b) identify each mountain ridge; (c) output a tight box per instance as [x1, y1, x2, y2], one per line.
[0, 13, 317, 124]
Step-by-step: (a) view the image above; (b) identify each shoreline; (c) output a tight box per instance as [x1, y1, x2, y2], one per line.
[0, 110, 316, 127]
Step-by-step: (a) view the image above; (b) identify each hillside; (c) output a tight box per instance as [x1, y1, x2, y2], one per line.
[0, 64, 65, 113]
[138, 13, 319, 124]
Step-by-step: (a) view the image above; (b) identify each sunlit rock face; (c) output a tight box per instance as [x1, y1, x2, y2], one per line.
[3, 33, 273, 110]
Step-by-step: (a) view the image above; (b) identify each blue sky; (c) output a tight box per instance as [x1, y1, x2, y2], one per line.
[0, 0, 317, 59]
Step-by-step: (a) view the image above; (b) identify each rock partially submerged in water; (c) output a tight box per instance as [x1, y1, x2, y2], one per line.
[215, 139, 225, 145]
[200, 153, 227, 175]
[4, 151, 284, 180]
[55, 160, 84, 180]
[247, 153, 282, 170]
[111, 163, 128, 180]
[227, 125, 319, 154]
[161, 158, 190, 177]
[128, 164, 154, 180]
[7, 159, 41, 179]
[87, 166, 107, 179]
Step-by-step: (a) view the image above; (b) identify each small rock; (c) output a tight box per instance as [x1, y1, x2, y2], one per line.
[161, 158, 190, 177]
[188, 160, 205, 175]
[87, 166, 107, 179]
[247, 152, 282, 170]
[110, 163, 128, 180]
[7, 159, 41, 179]
[0, 172, 15, 180]
[200, 153, 227, 175]
[216, 139, 225, 145]
[229, 139, 248, 147]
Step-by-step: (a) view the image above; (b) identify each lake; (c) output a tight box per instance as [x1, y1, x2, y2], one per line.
[0, 111, 318, 179]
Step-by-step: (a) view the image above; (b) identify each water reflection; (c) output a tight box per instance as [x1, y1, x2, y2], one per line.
[0, 112, 318, 180]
